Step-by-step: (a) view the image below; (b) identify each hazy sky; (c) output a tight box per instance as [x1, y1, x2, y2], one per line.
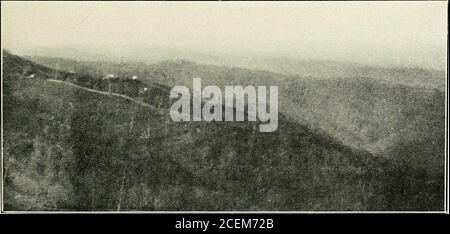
[1, 1, 447, 69]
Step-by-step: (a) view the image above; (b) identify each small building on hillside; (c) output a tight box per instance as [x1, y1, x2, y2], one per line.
[103, 74, 115, 80]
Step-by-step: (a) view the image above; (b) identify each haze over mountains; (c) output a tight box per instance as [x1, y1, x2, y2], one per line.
[15, 46, 445, 91]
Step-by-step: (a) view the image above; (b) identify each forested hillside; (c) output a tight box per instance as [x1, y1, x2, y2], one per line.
[27, 56, 445, 150]
[3, 51, 444, 211]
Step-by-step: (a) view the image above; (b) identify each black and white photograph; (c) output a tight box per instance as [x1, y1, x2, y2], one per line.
[0, 1, 448, 222]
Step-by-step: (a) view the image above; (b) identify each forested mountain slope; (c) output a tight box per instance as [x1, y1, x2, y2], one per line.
[3, 52, 444, 211]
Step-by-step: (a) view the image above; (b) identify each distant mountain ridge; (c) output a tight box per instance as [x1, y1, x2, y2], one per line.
[12, 46, 445, 91]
